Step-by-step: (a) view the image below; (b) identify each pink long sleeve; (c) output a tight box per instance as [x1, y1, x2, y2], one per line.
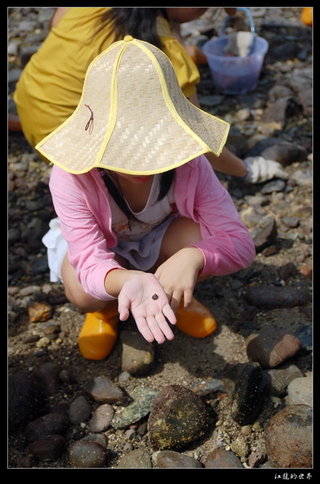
[49, 166, 124, 301]
[174, 156, 256, 276]
[48, 157, 255, 301]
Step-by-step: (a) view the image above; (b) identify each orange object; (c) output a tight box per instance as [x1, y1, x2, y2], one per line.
[184, 44, 208, 65]
[175, 297, 218, 338]
[301, 7, 312, 26]
[8, 113, 22, 132]
[78, 301, 119, 360]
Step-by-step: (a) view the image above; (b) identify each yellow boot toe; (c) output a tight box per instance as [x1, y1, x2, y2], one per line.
[78, 302, 118, 360]
[175, 298, 218, 338]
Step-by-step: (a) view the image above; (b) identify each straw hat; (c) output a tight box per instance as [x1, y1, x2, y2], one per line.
[35, 35, 230, 175]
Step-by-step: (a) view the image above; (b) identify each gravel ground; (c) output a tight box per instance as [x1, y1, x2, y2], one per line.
[8, 7, 313, 471]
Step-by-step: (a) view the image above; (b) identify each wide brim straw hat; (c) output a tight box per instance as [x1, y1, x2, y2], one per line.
[35, 35, 230, 175]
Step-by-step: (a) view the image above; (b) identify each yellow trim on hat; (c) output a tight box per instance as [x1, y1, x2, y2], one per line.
[135, 38, 229, 158]
[35, 41, 124, 160]
[94, 43, 125, 167]
[35, 37, 230, 175]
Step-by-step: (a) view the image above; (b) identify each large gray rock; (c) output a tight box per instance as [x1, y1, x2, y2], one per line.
[9, 370, 46, 431]
[148, 385, 210, 450]
[223, 362, 268, 425]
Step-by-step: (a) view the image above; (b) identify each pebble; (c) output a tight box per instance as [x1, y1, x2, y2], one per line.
[285, 374, 312, 407]
[83, 375, 124, 403]
[265, 404, 312, 467]
[248, 450, 267, 468]
[68, 395, 92, 425]
[264, 363, 303, 396]
[9, 370, 46, 430]
[223, 362, 268, 425]
[246, 327, 301, 368]
[230, 435, 248, 458]
[203, 449, 243, 468]
[244, 285, 311, 309]
[117, 448, 152, 468]
[260, 179, 286, 194]
[68, 440, 108, 468]
[33, 361, 61, 396]
[250, 214, 277, 252]
[25, 412, 70, 442]
[89, 403, 114, 432]
[152, 450, 202, 468]
[120, 329, 155, 375]
[81, 433, 108, 448]
[28, 434, 66, 461]
[28, 301, 53, 322]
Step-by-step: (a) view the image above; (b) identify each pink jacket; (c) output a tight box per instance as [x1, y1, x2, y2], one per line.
[49, 155, 256, 300]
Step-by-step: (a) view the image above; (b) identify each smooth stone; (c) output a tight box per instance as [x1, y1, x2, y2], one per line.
[265, 404, 312, 468]
[28, 434, 66, 461]
[89, 403, 114, 432]
[264, 364, 303, 397]
[246, 327, 301, 368]
[9, 370, 46, 430]
[25, 412, 70, 442]
[223, 362, 268, 425]
[203, 449, 243, 468]
[33, 361, 61, 397]
[81, 433, 108, 448]
[250, 214, 277, 252]
[153, 450, 202, 468]
[230, 435, 249, 458]
[244, 285, 311, 309]
[116, 448, 152, 468]
[68, 440, 108, 468]
[68, 395, 92, 425]
[83, 375, 124, 403]
[121, 330, 155, 376]
[286, 374, 312, 407]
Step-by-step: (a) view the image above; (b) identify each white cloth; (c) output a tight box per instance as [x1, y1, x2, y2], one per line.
[42, 217, 68, 282]
[225, 31, 256, 57]
[109, 174, 176, 270]
[243, 156, 289, 183]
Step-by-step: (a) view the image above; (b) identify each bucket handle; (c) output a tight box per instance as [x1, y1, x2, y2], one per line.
[221, 7, 255, 35]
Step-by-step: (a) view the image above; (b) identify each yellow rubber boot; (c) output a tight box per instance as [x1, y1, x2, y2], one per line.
[175, 297, 218, 338]
[78, 301, 118, 360]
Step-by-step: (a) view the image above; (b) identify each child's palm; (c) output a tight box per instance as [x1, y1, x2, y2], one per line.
[118, 273, 176, 343]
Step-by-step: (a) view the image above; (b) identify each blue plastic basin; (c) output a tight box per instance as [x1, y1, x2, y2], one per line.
[202, 35, 269, 95]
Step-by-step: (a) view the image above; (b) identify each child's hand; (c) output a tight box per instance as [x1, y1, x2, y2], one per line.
[118, 272, 176, 344]
[155, 247, 204, 311]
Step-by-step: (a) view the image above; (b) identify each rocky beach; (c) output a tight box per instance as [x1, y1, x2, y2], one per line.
[8, 7, 313, 472]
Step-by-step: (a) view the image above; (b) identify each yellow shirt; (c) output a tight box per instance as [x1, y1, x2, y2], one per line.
[14, 7, 200, 147]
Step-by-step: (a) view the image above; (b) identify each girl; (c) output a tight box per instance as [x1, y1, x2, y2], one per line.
[14, 7, 287, 183]
[37, 35, 256, 360]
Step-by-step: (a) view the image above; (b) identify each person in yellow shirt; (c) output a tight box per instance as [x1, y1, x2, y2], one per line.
[13, 7, 287, 183]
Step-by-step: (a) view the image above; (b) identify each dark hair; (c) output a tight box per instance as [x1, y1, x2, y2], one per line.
[100, 169, 174, 226]
[97, 8, 168, 48]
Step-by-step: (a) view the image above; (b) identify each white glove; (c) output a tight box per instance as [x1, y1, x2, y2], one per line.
[243, 156, 289, 183]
